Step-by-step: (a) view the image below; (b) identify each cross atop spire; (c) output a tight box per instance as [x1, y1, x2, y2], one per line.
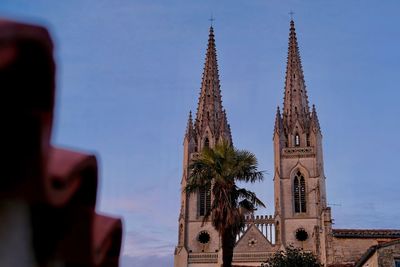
[282, 19, 310, 129]
[289, 11, 295, 20]
[194, 26, 231, 143]
[209, 14, 215, 27]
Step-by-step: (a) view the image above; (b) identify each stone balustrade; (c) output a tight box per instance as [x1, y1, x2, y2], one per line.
[239, 214, 276, 244]
[282, 146, 314, 158]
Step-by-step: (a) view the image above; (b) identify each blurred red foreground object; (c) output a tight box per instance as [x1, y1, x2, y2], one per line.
[0, 19, 122, 267]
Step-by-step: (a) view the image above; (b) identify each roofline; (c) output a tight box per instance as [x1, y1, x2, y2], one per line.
[354, 238, 400, 267]
[333, 228, 400, 238]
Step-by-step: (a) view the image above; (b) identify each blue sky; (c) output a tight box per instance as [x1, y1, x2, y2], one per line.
[1, 1, 400, 266]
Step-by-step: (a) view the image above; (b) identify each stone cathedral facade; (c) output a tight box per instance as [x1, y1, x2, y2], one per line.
[174, 21, 400, 267]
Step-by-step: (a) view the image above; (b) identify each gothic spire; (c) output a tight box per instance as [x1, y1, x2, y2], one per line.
[185, 111, 194, 140]
[311, 104, 321, 133]
[274, 106, 283, 134]
[282, 20, 310, 129]
[194, 26, 230, 141]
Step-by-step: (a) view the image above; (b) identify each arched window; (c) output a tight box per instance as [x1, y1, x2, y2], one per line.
[295, 133, 300, 147]
[306, 134, 310, 146]
[199, 185, 211, 216]
[294, 171, 306, 213]
[204, 137, 209, 148]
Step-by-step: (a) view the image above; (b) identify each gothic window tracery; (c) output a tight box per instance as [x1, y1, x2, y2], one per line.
[294, 171, 306, 213]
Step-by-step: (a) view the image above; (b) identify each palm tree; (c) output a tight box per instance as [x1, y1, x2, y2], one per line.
[185, 140, 265, 267]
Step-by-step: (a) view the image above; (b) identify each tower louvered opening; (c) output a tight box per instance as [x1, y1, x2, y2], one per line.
[199, 185, 211, 216]
[294, 171, 306, 213]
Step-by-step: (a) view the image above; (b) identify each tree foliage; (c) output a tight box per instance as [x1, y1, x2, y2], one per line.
[262, 246, 322, 267]
[185, 140, 265, 267]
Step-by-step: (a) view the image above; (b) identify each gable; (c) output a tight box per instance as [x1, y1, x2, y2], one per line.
[234, 224, 275, 253]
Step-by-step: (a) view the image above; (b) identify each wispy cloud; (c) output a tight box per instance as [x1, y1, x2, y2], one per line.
[99, 185, 159, 214]
[332, 200, 400, 229]
[123, 230, 175, 257]
[101, 197, 143, 213]
[99, 188, 178, 258]
[121, 254, 173, 267]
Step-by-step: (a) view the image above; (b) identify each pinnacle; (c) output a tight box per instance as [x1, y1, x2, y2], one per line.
[185, 110, 194, 140]
[311, 105, 321, 132]
[274, 106, 283, 134]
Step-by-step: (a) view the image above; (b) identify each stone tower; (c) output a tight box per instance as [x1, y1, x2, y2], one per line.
[273, 20, 332, 262]
[174, 26, 232, 267]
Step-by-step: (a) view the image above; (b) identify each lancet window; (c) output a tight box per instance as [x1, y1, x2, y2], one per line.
[294, 171, 306, 213]
[295, 133, 300, 147]
[199, 185, 211, 216]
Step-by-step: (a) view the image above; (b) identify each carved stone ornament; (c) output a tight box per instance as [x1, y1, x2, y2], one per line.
[248, 237, 258, 247]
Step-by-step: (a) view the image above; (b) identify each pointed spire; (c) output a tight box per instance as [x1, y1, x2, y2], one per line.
[185, 111, 194, 140]
[274, 106, 283, 134]
[311, 104, 321, 132]
[194, 26, 227, 140]
[282, 20, 310, 129]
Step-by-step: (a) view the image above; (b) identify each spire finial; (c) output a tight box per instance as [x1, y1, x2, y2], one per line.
[209, 14, 215, 27]
[289, 10, 295, 21]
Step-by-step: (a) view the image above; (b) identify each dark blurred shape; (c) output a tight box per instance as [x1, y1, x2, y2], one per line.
[0, 19, 122, 267]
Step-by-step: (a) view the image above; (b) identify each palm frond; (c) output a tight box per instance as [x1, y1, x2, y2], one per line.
[236, 187, 266, 208]
[184, 140, 266, 242]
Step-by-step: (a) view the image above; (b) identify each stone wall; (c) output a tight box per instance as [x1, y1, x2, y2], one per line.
[331, 238, 377, 265]
[377, 242, 400, 267]
[330, 237, 394, 265]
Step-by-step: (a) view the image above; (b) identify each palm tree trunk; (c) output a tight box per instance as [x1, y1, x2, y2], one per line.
[221, 228, 236, 267]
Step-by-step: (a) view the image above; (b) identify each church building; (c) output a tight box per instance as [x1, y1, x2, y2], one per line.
[174, 20, 400, 267]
